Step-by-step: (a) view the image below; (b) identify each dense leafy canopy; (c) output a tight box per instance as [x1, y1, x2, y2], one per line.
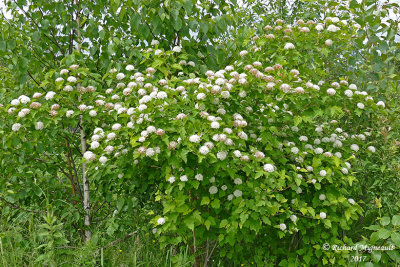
[1, 0, 400, 266]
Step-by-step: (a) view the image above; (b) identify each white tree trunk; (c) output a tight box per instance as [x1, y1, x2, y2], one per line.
[80, 119, 91, 241]
[76, 0, 91, 242]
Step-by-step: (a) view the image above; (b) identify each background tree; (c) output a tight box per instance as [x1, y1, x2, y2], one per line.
[0, 0, 400, 266]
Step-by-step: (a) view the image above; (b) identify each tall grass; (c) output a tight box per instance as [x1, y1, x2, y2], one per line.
[0, 218, 194, 267]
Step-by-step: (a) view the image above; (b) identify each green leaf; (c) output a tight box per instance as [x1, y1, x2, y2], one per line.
[0, 41, 5, 51]
[381, 216, 391, 226]
[173, 17, 182, 31]
[184, 216, 195, 230]
[220, 219, 228, 228]
[181, 149, 189, 163]
[131, 13, 141, 30]
[117, 198, 125, 211]
[7, 39, 16, 50]
[392, 215, 400, 226]
[200, 196, 210, 205]
[294, 116, 302, 126]
[200, 22, 208, 35]
[391, 232, 400, 247]
[377, 228, 391, 239]
[371, 251, 381, 263]
[183, 0, 193, 14]
[387, 250, 400, 262]
[211, 199, 220, 209]
[204, 219, 211, 230]
[32, 31, 41, 42]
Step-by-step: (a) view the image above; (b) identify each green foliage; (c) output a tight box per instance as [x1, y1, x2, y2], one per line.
[358, 214, 400, 265]
[35, 208, 70, 265]
[0, 0, 400, 266]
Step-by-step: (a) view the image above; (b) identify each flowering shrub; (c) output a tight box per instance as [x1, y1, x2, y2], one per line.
[0, 17, 388, 265]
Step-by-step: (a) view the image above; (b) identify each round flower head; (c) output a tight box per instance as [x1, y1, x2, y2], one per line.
[299, 136, 309, 143]
[89, 110, 97, 117]
[12, 123, 22, 131]
[209, 186, 218, 194]
[211, 121, 220, 129]
[279, 223, 287, 231]
[83, 151, 96, 161]
[284, 43, 295, 50]
[234, 178, 243, 185]
[70, 64, 79, 70]
[314, 147, 323, 154]
[233, 189, 243, 197]
[291, 147, 299, 154]
[326, 88, 336, 95]
[327, 25, 339, 32]
[35, 121, 44, 130]
[348, 198, 355, 205]
[99, 156, 108, 164]
[197, 93, 206, 100]
[112, 123, 122, 131]
[199, 146, 210, 155]
[319, 170, 327, 177]
[116, 73, 125, 80]
[233, 150, 242, 157]
[319, 212, 327, 219]
[168, 176, 175, 183]
[67, 76, 77, 83]
[151, 40, 159, 46]
[350, 144, 359, 152]
[90, 141, 100, 149]
[290, 215, 297, 222]
[107, 132, 116, 140]
[195, 174, 203, 181]
[357, 103, 365, 109]
[221, 91, 230, 98]
[315, 24, 324, 31]
[64, 85, 73, 92]
[157, 91, 167, 99]
[32, 92, 42, 99]
[66, 110, 74, 117]
[217, 151, 228, 160]
[60, 69, 69, 75]
[189, 135, 201, 143]
[180, 175, 188, 182]
[172, 46, 181, 52]
[349, 84, 357, 90]
[239, 50, 248, 57]
[18, 95, 30, 104]
[125, 64, 134, 71]
[344, 90, 353, 97]
[45, 91, 56, 100]
[376, 101, 385, 108]
[325, 39, 333, 46]
[157, 217, 165, 225]
[263, 163, 275, 172]
[319, 194, 326, 201]
[368, 146, 376, 152]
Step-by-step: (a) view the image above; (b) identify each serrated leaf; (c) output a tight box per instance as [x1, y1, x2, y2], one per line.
[184, 216, 195, 230]
[381, 216, 391, 226]
[377, 228, 391, 239]
[200, 196, 210, 205]
[211, 199, 220, 209]
[392, 215, 400, 226]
